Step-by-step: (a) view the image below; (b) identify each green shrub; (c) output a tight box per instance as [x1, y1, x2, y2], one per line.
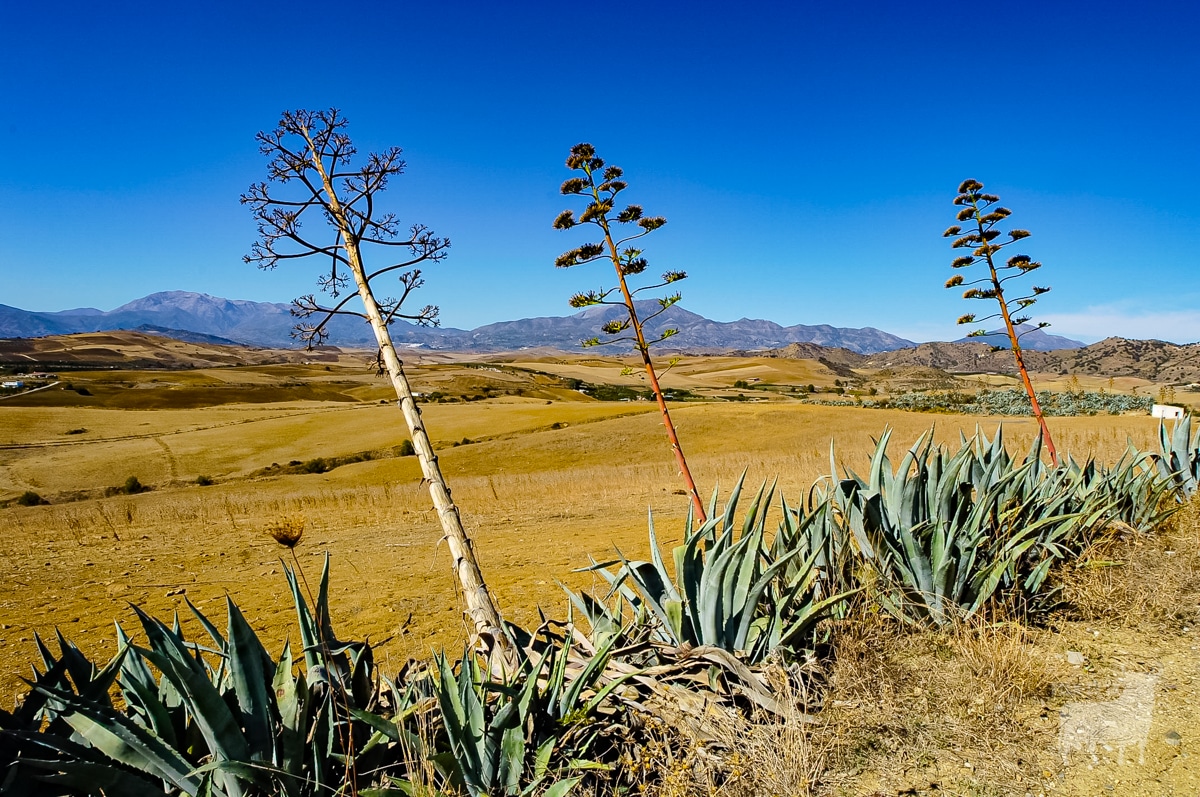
[194, 475, 214, 486]
[121, 476, 146, 495]
[16, 491, 46, 506]
[396, 439, 416, 456]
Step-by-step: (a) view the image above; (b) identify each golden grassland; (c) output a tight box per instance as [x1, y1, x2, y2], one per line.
[3, 353, 1198, 794]
[0, 391, 1166, 701]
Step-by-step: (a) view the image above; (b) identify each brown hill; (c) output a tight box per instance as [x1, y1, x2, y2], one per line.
[0, 331, 342, 369]
[864, 342, 1009, 373]
[862, 338, 1200, 383]
[1055, 337, 1200, 382]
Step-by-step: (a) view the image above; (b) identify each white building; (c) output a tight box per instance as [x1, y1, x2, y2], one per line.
[1152, 404, 1185, 419]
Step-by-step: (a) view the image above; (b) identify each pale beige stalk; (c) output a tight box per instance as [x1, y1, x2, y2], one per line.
[299, 125, 511, 658]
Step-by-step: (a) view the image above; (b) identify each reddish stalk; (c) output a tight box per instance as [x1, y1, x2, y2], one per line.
[554, 144, 707, 522]
[948, 180, 1059, 467]
[596, 216, 708, 522]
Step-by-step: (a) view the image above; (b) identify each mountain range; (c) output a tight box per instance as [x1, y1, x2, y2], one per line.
[0, 291, 1084, 355]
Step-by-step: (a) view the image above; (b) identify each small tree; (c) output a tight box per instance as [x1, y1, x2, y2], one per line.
[553, 143, 707, 521]
[242, 109, 510, 656]
[943, 179, 1059, 466]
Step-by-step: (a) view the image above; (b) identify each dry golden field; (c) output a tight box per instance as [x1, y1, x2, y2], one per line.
[0, 353, 1172, 703]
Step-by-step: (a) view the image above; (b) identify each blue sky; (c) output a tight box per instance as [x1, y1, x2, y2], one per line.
[2, 1, 1196, 343]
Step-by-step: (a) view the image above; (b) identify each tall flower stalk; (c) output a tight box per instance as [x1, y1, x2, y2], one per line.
[944, 179, 1059, 466]
[553, 143, 707, 521]
[242, 109, 511, 658]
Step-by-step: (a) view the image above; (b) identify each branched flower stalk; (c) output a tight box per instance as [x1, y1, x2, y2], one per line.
[944, 178, 1059, 466]
[554, 143, 707, 521]
[241, 109, 512, 659]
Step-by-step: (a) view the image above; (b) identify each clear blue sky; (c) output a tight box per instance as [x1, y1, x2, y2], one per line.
[2, 1, 1197, 343]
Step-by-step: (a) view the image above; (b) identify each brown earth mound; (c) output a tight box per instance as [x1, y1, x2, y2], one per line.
[0, 331, 343, 369]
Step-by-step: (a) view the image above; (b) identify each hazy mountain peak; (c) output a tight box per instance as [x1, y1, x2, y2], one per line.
[2, 291, 914, 353]
[953, 323, 1085, 351]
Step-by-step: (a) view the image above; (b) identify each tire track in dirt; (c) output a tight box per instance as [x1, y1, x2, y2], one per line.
[153, 437, 179, 482]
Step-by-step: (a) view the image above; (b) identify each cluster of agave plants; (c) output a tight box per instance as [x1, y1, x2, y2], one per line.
[3, 420, 1199, 795]
[866, 388, 1153, 417]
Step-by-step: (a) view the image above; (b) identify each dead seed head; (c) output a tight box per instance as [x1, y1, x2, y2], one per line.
[958, 178, 983, 193]
[560, 177, 587, 195]
[267, 515, 305, 549]
[616, 204, 644, 223]
[579, 201, 611, 223]
[566, 143, 595, 169]
[620, 257, 648, 275]
[569, 291, 601, 308]
[945, 274, 964, 288]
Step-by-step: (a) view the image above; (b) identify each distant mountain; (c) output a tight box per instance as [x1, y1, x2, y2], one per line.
[952, 324, 1085, 351]
[1, 292, 917, 355]
[468, 302, 914, 354]
[865, 342, 1012, 373]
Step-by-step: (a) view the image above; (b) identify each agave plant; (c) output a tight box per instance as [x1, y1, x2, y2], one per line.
[4, 557, 401, 796]
[829, 429, 1007, 625]
[828, 427, 1178, 626]
[1157, 414, 1200, 501]
[574, 478, 855, 665]
[426, 622, 633, 797]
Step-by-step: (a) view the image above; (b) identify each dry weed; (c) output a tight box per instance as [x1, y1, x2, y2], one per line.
[625, 669, 826, 797]
[1061, 496, 1200, 629]
[265, 513, 306, 548]
[817, 612, 1061, 795]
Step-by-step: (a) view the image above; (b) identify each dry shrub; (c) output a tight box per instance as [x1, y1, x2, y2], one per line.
[1061, 497, 1200, 629]
[949, 618, 1058, 706]
[817, 611, 1062, 795]
[628, 667, 827, 797]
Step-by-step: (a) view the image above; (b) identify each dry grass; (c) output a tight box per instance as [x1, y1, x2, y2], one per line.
[607, 612, 1068, 796]
[606, 667, 826, 797]
[814, 611, 1065, 795]
[0, 398, 1168, 700]
[2, 355, 1195, 793]
[1061, 496, 1200, 630]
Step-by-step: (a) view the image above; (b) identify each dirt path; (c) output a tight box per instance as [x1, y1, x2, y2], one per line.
[1053, 625, 1200, 796]
[153, 436, 178, 481]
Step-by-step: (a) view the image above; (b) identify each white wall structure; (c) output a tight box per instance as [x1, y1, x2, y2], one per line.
[1152, 404, 1185, 419]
